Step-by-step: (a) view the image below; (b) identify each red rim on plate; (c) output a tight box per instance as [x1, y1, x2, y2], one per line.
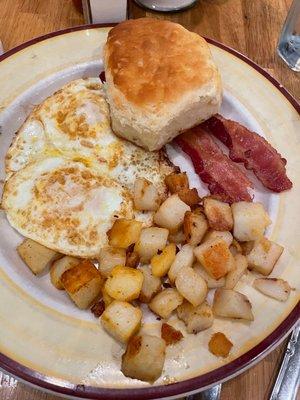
[0, 24, 299, 400]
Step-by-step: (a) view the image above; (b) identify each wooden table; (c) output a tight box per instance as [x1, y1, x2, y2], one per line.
[0, 1, 298, 399]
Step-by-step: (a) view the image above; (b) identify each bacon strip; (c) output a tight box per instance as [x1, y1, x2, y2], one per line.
[174, 127, 253, 203]
[202, 115, 292, 192]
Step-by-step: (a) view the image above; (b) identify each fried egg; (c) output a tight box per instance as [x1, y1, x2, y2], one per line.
[3, 78, 174, 256]
[5, 78, 173, 195]
[2, 157, 134, 257]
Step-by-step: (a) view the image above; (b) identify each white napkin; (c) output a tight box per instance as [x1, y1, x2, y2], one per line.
[89, 0, 127, 23]
[0, 40, 4, 55]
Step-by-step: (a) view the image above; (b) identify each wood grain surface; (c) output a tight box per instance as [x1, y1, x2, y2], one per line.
[0, 1, 299, 399]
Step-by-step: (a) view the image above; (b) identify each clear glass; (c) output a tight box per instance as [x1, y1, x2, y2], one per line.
[134, 0, 197, 12]
[277, 0, 300, 72]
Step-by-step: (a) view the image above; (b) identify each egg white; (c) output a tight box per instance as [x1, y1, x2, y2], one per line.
[2, 157, 134, 257]
[3, 78, 174, 256]
[5, 78, 173, 194]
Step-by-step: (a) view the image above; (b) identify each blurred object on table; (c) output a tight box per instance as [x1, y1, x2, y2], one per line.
[82, 0, 127, 23]
[134, 0, 197, 12]
[277, 0, 300, 72]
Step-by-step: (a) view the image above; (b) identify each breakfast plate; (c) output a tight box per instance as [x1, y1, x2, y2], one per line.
[0, 24, 299, 399]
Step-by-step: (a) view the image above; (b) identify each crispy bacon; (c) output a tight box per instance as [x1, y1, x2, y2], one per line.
[202, 115, 292, 192]
[174, 127, 253, 203]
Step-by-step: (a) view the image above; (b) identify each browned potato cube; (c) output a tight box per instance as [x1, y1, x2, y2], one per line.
[175, 266, 207, 307]
[135, 227, 169, 263]
[107, 219, 142, 249]
[50, 256, 80, 289]
[101, 301, 142, 343]
[133, 178, 161, 211]
[161, 323, 183, 345]
[193, 263, 225, 289]
[203, 198, 233, 231]
[177, 301, 214, 334]
[98, 246, 126, 278]
[61, 260, 103, 309]
[253, 278, 291, 302]
[204, 230, 233, 246]
[104, 266, 144, 302]
[178, 188, 201, 207]
[209, 332, 233, 358]
[139, 265, 161, 303]
[165, 172, 189, 193]
[246, 237, 283, 275]
[183, 211, 208, 246]
[154, 194, 190, 232]
[122, 334, 166, 382]
[212, 288, 254, 321]
[225, 254, 248, 289]
[168, 244, 195, 283]
[231, 202, 271, 241]
[17, 238, 60, 275]
[151, 243, 176, 277]
[194, 238, 236, 280]
[149, 288, 183, 319]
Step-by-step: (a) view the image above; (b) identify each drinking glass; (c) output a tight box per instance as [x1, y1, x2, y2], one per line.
[277, 0, 300, 72]
[134, 0, 197, 12]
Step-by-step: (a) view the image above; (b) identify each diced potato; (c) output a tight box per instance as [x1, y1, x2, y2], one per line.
[107, 219, 142, 249]
[178, 188, 201, 207]
[253, 278, 291, 302]
[122, 334, 166, 382]
[135, 227, 169, 263]
[133, 178, 160, 211]
[101, 301, 142, 343]
[240, 241, 254, 255]
[177, 301, 213, 334]
[231, 202, 271, 241]
[175, 266, 207, 307]
[183, 211, 208, 246]
[168, 229, 185, 244]
[149, 288, 183, 319]
[139, 265, 161, 303]
[194, 238, 235, 280]
[203, 198, 233, 231]
[209, 332, 233, 358]
[61, 260, 103, 309]
[102, 285, 113, 308]
[17, 238, 60, 275]
[125, 246, 140, 268]
[165, 172, 189, 193]
[104, 266, 143, 302]
[151, 243, 176, 277]
[161, 323, 183, 345]
[193, 263, 225, 288]
[247, 237, 284, 276]
[154, 194, 190, 232]
[204, 230, 233, 246]
[50, 256, 80, 289]
[225, 254, 248, 289]
[98, 246, 126, 278]
[168, 244, 195, 283]
[213, 288, 254, 321]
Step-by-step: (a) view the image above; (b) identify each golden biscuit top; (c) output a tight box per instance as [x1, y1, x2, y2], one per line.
[105, 18, 219, 109]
